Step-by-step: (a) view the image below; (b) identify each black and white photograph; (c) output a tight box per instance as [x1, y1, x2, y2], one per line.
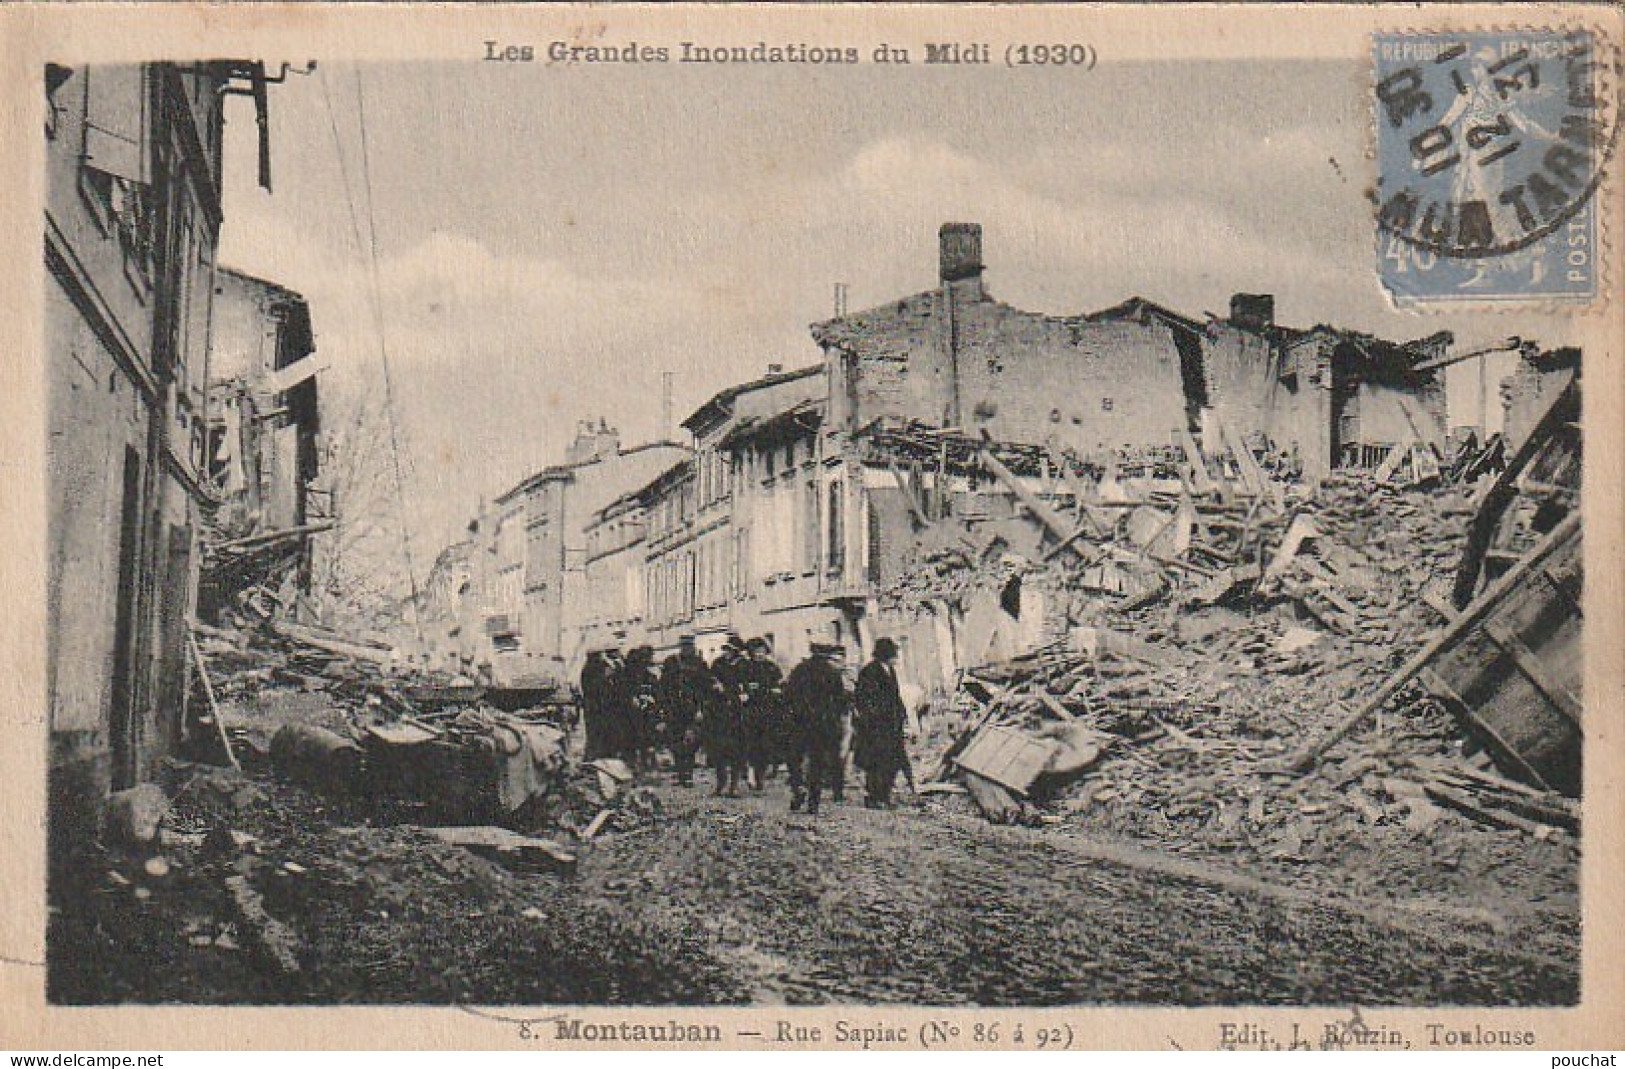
[6, 1, 1623, 1052]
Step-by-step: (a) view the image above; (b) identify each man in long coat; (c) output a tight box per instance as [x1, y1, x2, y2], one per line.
[852, 638, 909, 808]
[784, 642, 850, 814]
[708, 635, 748, 797]
[659, 636, 708, 787]
[578, 650, 613, 760]
[738, 637, 785, 791]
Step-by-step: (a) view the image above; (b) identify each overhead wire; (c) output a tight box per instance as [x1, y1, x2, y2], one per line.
[314, 67, 399, 612]
[351, 65, 428, 645]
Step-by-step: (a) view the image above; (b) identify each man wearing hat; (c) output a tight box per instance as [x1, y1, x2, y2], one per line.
[708, 634, 749, 797]
[853, 637, 910, 808]
[620, 646, 662, 770]
[659, 635, 709, 787]
[738, 637, 785, 791]
[578, 649, 614, 760]
[784, 641, 850, 814]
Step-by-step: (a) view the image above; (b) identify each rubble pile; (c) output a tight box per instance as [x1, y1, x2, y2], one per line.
[63, 761, 733, 1003]
[186, 614, 661, 863]
[893, 451, 1580, 900]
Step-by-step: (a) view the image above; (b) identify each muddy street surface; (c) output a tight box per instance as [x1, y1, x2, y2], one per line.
[576, 781, 1573, 1006]
[51, 767, 1577, 1006]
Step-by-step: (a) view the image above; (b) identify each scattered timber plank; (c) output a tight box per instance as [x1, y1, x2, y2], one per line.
[1041, 521, 1096, 563]
[209, 521, 336, 555]
[422, 826, 578, 873]
[188, 631, 242, 772]
[1180, 427, 1217, 495]
[1111, 575, 1168, 614]
[1422, 590, 1460, 623]
[887, 462, 933, 528]
[223, 874, 301, 975]
[1423, 784, 1566, 839]
[1034, 691, 1076, 722]
[1192, 563, 1262, 606]
[953, 724, 1058, 796]
[1372, 444, 1408, 484]
[270, 620, 395, 665]
[979, 448, 1090, 564]
[1284, 512, 1581, 773]
[1482, 619, 1582, 727]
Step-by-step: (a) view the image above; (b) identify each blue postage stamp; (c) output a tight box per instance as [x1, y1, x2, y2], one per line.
[1372, 30, 1612, 304]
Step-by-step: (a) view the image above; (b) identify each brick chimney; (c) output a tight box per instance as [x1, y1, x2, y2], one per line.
[566, 419, 620, 465]
[1229, 293, 1275, 332]
[939, 222, 984, 292]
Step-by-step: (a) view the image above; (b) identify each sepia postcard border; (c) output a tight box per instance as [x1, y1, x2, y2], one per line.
[1, 2, 1620, 1051]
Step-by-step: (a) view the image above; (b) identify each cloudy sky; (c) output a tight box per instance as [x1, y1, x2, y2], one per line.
[216, 57, 1559, 569]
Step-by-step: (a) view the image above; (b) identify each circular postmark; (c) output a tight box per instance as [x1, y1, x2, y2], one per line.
[1372, 27, 1621, 260]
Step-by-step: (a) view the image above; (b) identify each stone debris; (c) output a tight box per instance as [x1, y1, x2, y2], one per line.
[893, 452, 1581, 890]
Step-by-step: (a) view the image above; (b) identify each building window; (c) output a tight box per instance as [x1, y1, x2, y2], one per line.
[1101, 397, 1114, 412]
[866, 495, 882, 584]
[826, 479, 844, 573]
[803, 478, 820, 573]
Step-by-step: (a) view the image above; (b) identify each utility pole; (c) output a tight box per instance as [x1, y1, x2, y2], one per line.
[833, 282, 849, 317]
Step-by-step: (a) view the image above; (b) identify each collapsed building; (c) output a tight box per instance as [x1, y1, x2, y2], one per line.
[417, 219, 1581, 804]
[200, 267, 326, 622]
[814, 222, 1451, 481]
[45, 61, 291, 828]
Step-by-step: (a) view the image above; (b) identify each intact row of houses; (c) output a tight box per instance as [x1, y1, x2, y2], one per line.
[413, 223, 1465, 687]
[46, 63, 322, 820]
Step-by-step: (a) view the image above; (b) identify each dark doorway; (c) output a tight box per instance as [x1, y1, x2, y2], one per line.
[109, 447, 142, 790]
[1330, 343, 1362, 469]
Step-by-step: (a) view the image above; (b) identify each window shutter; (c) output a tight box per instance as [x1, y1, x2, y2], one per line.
[84, 64, 147, 185]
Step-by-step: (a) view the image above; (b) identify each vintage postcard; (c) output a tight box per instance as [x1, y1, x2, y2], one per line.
[1, 1, 1621, 1053]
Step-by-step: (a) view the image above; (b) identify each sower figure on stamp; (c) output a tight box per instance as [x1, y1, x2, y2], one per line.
[784, 641, 850, 814]
[659, 635, 707, 787]
[739, 636, 785, 791]
[852, 638, 910, 809]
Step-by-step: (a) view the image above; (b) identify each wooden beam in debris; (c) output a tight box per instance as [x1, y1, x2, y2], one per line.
[1180, 428, 1217, 495]
[887, 462, 934, 528]
[1041, 522, 1096, 563]
[270, 620, 395, 665]
[209, 521, 336, 555]
[978, 447, 1089, 563]
[1053, 459, 1095, 521]
[1284, 512, 1582, 773]
[188, 630, 241, 771]
[1218, 414, 1284, 510]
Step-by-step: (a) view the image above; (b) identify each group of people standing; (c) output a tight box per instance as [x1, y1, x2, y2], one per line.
[577, 635, 913, 814]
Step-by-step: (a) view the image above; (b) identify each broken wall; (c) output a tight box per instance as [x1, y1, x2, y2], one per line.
[1353, 380, 1447, 449]
[1503, 353, 1579, 454]
[820, 290, 1194, 456]
[46, 282, 155, 801]
[1203, 324, 1289, 451]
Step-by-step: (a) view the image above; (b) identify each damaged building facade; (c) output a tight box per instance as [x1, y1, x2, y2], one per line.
[200, 267, 325, 621]
[425, 223, 1466, 687]
[814, 223, 1451, 483]
[45, 61, 294, 827]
